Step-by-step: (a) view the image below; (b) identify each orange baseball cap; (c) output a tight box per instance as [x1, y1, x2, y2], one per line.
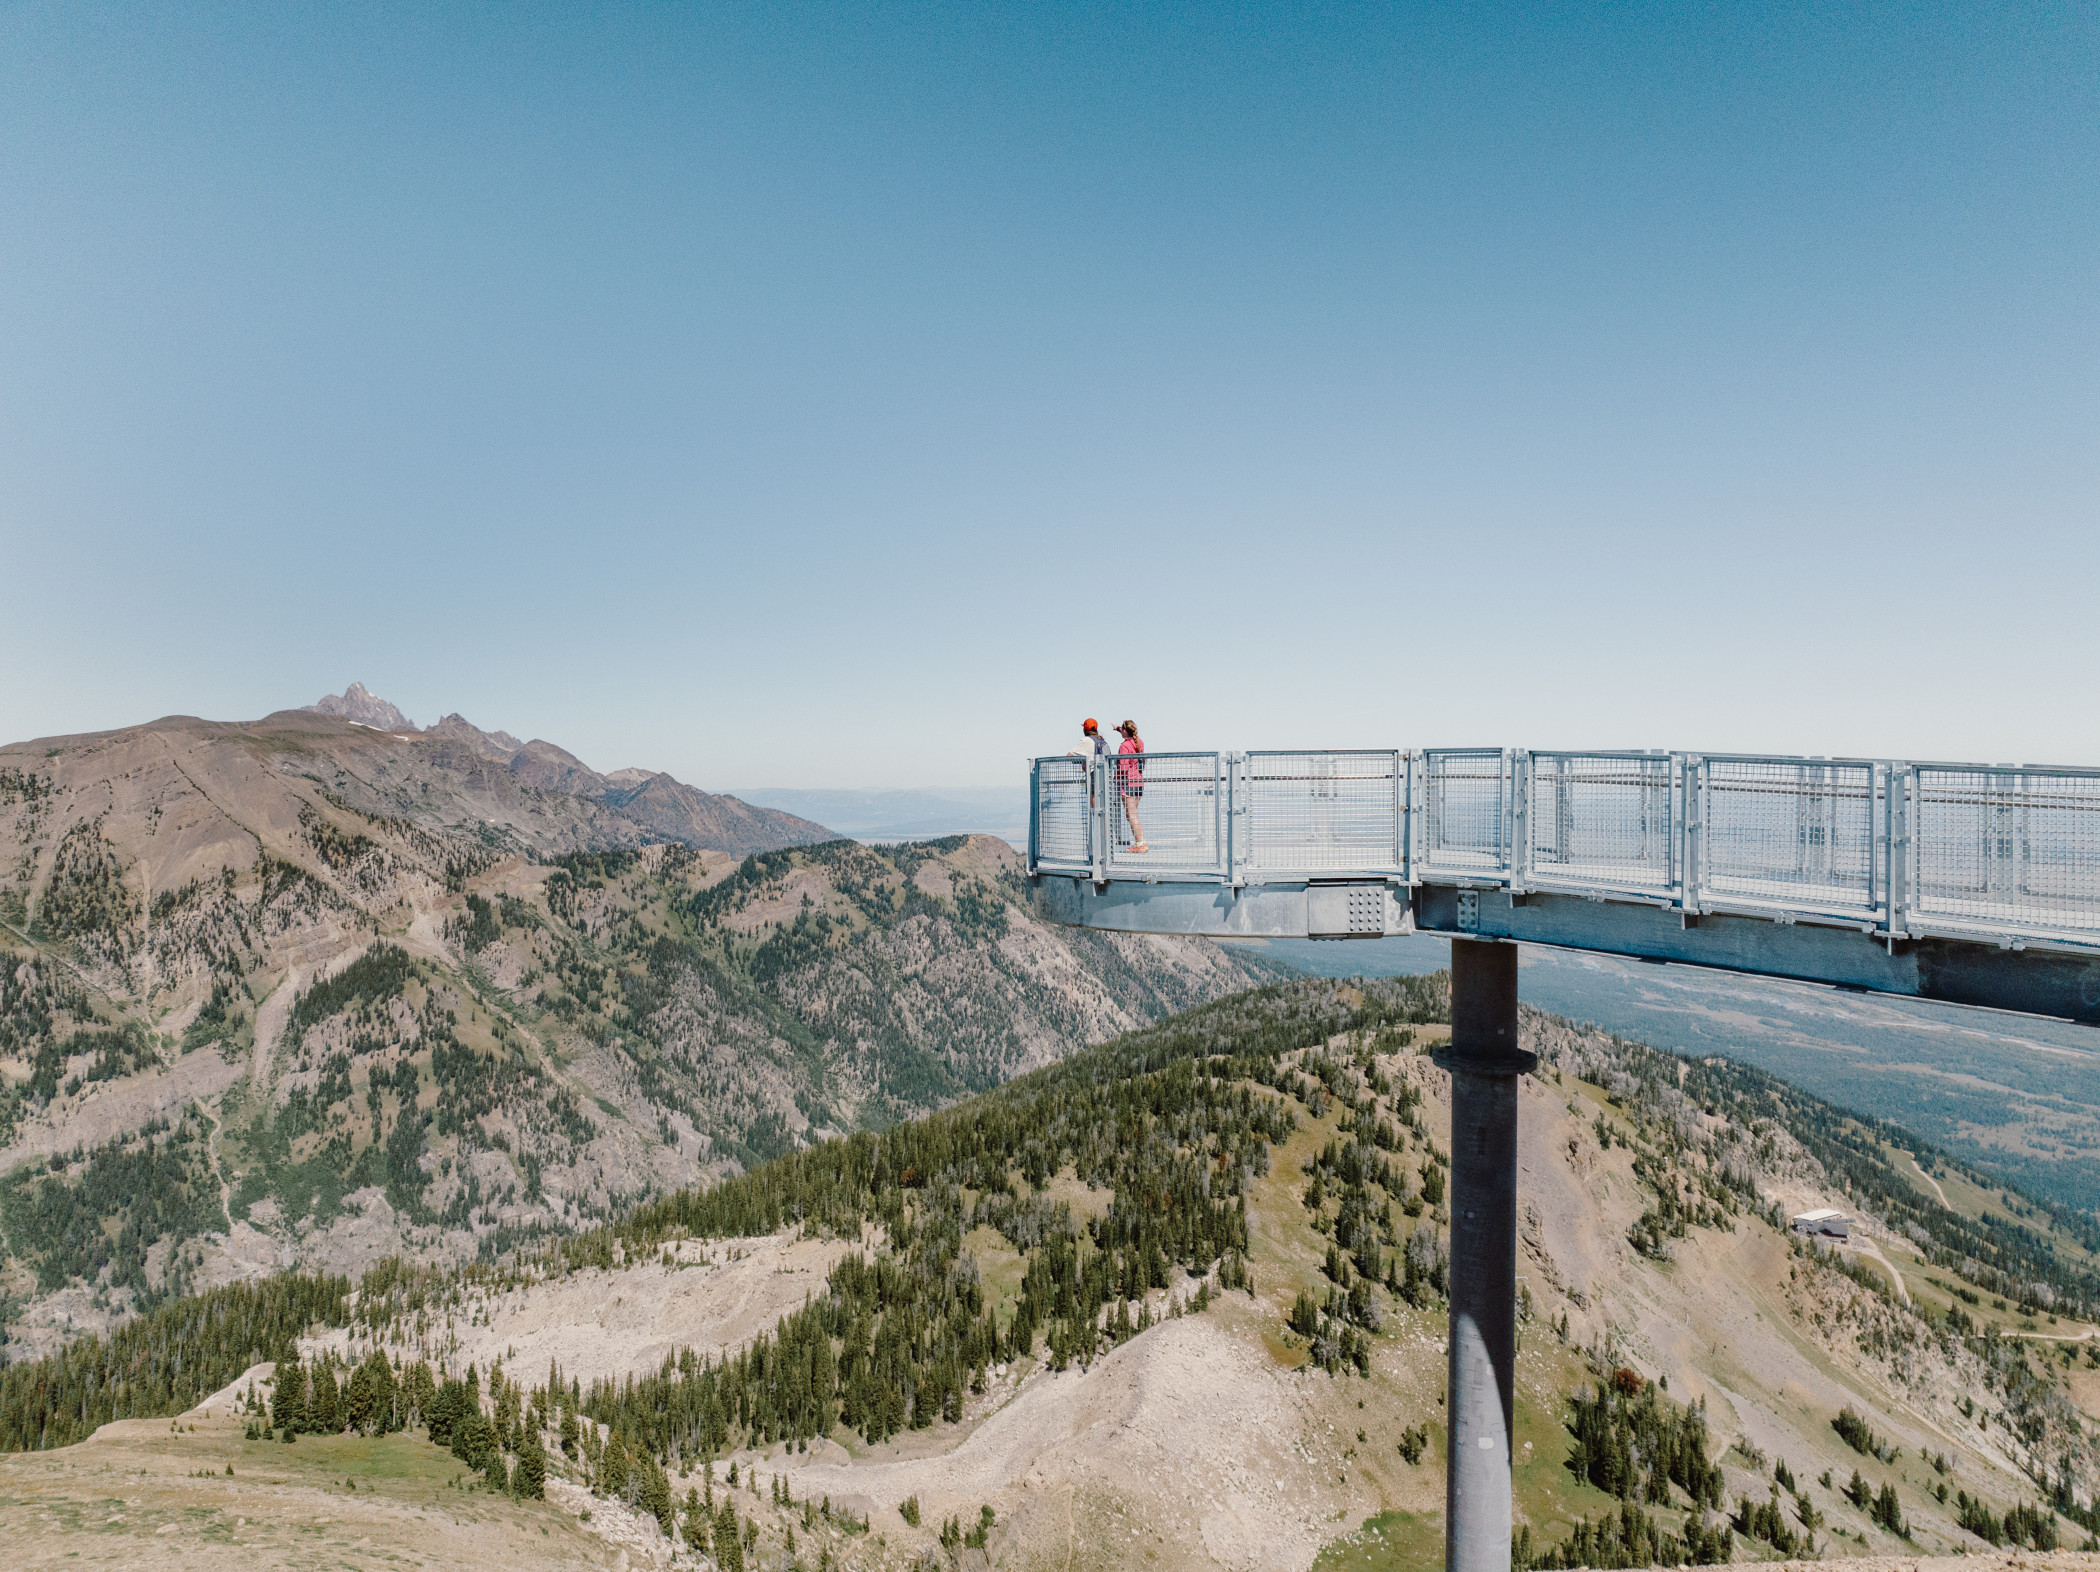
[1082, 717, 1098, 731]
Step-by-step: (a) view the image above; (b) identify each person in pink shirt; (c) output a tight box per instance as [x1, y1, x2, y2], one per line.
[1115, 719, 1147, 853]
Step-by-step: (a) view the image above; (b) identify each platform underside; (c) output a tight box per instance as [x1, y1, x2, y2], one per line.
[1029, 875, 2100, 1025]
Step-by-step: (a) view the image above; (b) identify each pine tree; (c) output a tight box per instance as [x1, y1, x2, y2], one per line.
[714, 1500, 745, 1572]
[271, 1359, 307, 1435]
[683, 1488, 708, 1552]
[312, 1364, 339, 1433]
[514, 1427, 547, 1500]
[600, 1431, 630, 1500]
[640, 1456, 674, 1534]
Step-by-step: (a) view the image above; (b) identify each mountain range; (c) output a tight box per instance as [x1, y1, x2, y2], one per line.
[0, 688, 1276, 1362]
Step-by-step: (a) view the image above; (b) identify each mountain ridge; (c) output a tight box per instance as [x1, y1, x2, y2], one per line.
[0, 697, 1280, 1364]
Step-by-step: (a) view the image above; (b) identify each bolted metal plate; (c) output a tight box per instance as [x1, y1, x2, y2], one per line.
[1307, 883, 1390, 938]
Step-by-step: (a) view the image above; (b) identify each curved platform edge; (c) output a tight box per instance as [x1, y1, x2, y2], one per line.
[1030, 876, 1410, 940]
[1030, 876, 2100, 1026]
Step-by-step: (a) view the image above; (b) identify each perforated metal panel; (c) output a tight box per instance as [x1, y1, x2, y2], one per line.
[1306, 883, 1389, 937]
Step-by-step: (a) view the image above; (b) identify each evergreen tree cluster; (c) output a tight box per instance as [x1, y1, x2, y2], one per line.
[1732, 1489, 1811, 1555]
[1561, 1371, 1725, 1510]
[1955, 1489, 2061, 1549]
[1516, 1499, 1732, 1569]
[1831, 1404, 1897, 1463]
[0, 1272, 349, 1451]
[268, 1347, 406, 1438]
[1, 1105, 228, 1299]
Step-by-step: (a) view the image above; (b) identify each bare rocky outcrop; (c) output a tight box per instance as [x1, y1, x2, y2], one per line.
[302, 681, 415, 732]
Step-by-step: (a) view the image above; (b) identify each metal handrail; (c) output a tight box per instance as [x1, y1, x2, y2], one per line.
[1027, 747, 2100, 954]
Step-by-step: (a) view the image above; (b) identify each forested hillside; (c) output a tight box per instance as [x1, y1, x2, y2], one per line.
[8, 974, 2100, 1572]
[16, 969, 2100, 1569]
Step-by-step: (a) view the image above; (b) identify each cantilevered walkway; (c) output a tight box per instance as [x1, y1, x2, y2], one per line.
[1026, 744, 2100, 1572]
[1028, 748, 2100, 1023]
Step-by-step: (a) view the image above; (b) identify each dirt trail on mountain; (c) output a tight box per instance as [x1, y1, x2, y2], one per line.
[1853, 1235, 1912, 1304]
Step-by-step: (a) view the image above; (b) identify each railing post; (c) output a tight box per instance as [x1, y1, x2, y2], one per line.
[1889, 764, 1911, 938]
[1508, 750, 1530, 889]
[1091, 756, 1109, 885]
[1403, 750, 1417, 884]
[1680, 754, 1703, 917]
[1391, 749, 1405, 876]
[1437, 939, 1536, 1572]
[1028, 760, 1041, 874]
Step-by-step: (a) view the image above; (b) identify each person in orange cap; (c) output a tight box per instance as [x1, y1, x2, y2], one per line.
[1067, 718, 1110, 815]
[1068, 718, 1109, 765]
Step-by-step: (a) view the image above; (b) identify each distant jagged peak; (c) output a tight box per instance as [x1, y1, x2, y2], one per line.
[604, 767, 659, 786]
[303, 682, 414, 732]
[430, 712, 524, 754]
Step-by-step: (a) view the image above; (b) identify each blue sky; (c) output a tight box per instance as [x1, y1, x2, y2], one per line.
[3, 3, 2093, 787]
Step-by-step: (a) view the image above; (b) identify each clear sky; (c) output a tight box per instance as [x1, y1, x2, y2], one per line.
[3, 3, 2093, 788]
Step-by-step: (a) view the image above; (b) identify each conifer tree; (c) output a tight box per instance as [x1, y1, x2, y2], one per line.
[600, 1431, 631, 1500]
[408, 1360, 436, 1427]
[271, 1359, 307, 1435]
[496, 1371, 521, 1448]
[713, 1500, 744, 1572]
[641, 1456, 674, 1534]
[683, 1488, 708, 1552]
[515, 1427, 547, 1500]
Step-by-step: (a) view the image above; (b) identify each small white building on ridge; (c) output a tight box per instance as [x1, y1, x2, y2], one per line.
[1791, 1207, 1849, 1238]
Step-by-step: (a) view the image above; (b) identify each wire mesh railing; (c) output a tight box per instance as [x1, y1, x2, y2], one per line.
[1909, 765, 2100, 938]
[1692, 755, 1880, 921]
[1030, 747, 2100, 953]
[1030, 756, 1095, 872]
[1525, 751, 1676, 895]
[1103, 751, 1225, 877]
[1421, 749, 1511, 877]
[1240, 751, 1405, 875]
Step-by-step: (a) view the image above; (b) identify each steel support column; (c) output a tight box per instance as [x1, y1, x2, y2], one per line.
[1439, 938, 1536, 1572]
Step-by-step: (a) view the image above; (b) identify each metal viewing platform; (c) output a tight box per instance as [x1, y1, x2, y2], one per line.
[1028, 748, 2100, 1023]
[1028, 743, 2100, 1572]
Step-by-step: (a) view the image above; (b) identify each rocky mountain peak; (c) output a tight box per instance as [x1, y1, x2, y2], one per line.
[304, 682, 414, 732]
[430, 712, 524, 754]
